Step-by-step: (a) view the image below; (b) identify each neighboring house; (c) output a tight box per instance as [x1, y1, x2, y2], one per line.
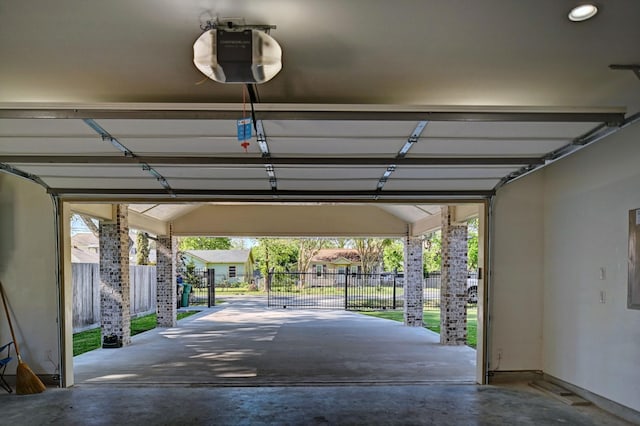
[309, 249, 362, 276]
[181, 249, 254, 283]
[70, 231, 156, 264]
[71, 232, 99, 263]
[71, 246, 100, 263]
[72, 232, 99, 255]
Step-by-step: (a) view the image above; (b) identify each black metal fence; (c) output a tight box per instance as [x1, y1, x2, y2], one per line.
[423, 271, 479, 309]
[267, 272, 403, 310]
[266, 271, 478, 310]
[181, 268, 478, 310]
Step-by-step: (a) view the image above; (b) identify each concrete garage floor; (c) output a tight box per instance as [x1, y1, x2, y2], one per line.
[2, 384, 632, 426]
[1, 297, 631, 425]
[75, 296, 476, 385]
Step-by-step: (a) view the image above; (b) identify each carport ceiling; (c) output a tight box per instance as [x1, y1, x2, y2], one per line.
[0, 1, 639, 202]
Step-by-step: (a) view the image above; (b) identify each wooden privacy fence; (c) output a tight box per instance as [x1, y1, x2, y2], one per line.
[72, 263, 157, 332]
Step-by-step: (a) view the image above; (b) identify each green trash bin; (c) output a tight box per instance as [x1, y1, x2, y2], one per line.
[181, 284, 192, 307]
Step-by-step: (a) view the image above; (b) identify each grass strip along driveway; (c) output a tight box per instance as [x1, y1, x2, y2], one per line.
[73, 311, 199, 356]
[361, 307, 477, 348]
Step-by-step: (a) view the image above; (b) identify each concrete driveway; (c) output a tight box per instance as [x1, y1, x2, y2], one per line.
[74, 296, 476, 386]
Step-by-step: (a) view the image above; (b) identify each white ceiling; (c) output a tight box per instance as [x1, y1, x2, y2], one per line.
[1, 1, 639, 225]
[1, 1, 639, 109]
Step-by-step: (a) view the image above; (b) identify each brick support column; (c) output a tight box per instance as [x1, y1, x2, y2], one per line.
[156, 228, 176, 328]
[440, 206, 468, 345]
[404, 236, 424, 326]
[99, 204, 131, 347]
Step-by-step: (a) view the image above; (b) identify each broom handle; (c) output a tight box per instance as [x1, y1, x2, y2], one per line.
[0, 281, 22, 358]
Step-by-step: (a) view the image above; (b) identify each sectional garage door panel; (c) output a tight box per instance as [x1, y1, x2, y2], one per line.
[11, 164, 150, 179]
[0, 111, 615, 199]
[423, 121, 599, 139]
[383, 179, 501, 191]
[41, 177, 168, 190]
[94, 119, 239, 137]
[169, 178, 273, 191]
[264, 120, 414, 138]
[121, 138, 263, 155]
[153, 166, 268, 180]
[0, 137, 120, 155]
[410, 138, 569, 157]
[267, 137, 403, 156]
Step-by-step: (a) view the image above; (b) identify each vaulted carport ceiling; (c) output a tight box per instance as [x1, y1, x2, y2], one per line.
[1, 1, 639, 203]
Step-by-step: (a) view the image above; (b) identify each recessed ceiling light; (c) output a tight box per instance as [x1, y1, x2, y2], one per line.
[568, 4, 598, 22]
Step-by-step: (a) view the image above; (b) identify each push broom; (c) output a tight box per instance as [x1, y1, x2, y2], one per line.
[0, 280, 46, 394]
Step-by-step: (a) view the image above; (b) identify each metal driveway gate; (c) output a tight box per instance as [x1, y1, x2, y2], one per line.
[267, 272, 403, 310]
[181, 268, 214, 307]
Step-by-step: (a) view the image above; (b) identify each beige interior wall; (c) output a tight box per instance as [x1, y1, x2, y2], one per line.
[0, 173, 59, 377]
[491, 120, 640, 412]
[542, 121, 640, 411]
[491, 171, 545, 372]
[172, 204, 409, 237]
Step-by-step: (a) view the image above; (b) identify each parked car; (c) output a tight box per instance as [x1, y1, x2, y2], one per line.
[380, 272, 401, 283]
[381, 271, 479, 304]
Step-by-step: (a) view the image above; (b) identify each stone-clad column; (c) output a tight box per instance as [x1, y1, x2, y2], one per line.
[440, 206, 468, 345]
[156, 227, 176, 327]
[404, 236, 424, 326]
[99, 204, 131, 347]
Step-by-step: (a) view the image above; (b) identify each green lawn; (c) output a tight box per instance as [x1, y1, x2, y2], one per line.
[269, 287, 404, 297]
[73, 311, 199, 356]
[361, 307, 477, 348]
[214, 289, 265, 296]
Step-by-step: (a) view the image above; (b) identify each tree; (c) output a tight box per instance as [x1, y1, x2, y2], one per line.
[296, 238, 329, 288]
[354, 238, 391, 274]
[383, 239, 404, 272]
[78, 214, 99, 237]
[231, 238, 254, 249]
[467, 218, 479, 271]
[422, 218, 478, 274]
[252, 238, 298, 278]
[176, 252, 200, 287]
[423, 231, 442, 273]
[178, 236, 231, 251]
[135, 232, 150, 265]
[328, 238, 352, 249]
